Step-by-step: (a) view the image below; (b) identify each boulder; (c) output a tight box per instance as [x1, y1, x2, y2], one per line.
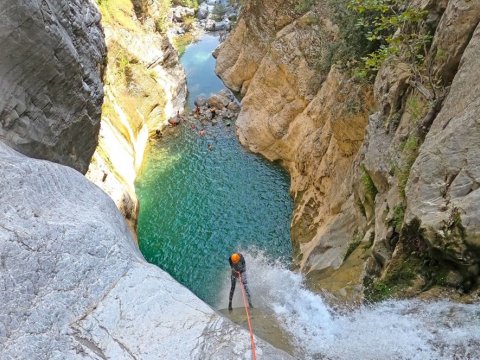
[227, 101, 241, 112]
[194, 95, 207, 107]
[172, 6, 195, 22]
[198, 3, 209, 20]
[205, 20, 216, 31]
[207, 93, 230, 109]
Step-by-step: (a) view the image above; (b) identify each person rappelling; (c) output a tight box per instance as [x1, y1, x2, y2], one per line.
[228, 252, 253, 311]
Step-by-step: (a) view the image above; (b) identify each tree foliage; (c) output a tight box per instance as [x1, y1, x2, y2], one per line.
[330, 0, 431, 79]
[172, 0, 199, 9]
[349, 0, 430, 72]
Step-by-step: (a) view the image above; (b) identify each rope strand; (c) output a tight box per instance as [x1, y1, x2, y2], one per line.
[238, 272, 257, 360]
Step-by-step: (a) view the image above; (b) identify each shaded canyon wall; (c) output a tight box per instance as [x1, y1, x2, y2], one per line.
[0, 0, 105, 173]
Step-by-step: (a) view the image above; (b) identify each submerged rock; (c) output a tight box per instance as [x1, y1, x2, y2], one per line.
[0, 143, 292, 360]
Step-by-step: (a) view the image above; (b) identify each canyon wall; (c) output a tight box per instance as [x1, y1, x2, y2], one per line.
[216, 0, 480, 301]
[86, 0, 187, 232]
[0, 0, 105, 174]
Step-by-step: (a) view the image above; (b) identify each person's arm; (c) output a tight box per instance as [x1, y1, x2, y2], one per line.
[240, 256, 246, 272]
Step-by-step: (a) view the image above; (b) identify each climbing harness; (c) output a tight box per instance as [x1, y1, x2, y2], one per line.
[238, 272, 257, 360]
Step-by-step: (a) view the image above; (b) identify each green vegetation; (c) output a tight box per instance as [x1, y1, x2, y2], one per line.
[109, 42, 136, 84]
[366, 216, 472, 302]
[328, 0, 431, 80]
[97, 0, 139, 30]
[97, 0, 172, 33]
[328, 0, 377, 71]
[211, 3, 228, 21]
[389, 204, 405, 232]
[172, 32, 196, 56]
[344, 231, 364, 261]
[358, 165, 378, 219]
[364, 254, 422, 302]
[348, 0, 430, 73]
[361, 164, 378, 199]
[154, 0, 173, 33]
[182, 15, 196, 31]
[365, 279, 393, 302]
[397, 135, 419, 199]
[295, 0, 315, 14]
[406, 94, 428, 123]
[172, 0, 198, 9]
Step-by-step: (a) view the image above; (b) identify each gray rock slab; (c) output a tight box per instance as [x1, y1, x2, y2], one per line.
[0, 142, 292, 359]
[406, 23, 480, 264]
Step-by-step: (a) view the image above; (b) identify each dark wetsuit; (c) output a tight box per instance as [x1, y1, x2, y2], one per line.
[228, 254, 253, 310]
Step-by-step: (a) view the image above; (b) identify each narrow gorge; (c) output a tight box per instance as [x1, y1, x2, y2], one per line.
[1, 0, 480, 359]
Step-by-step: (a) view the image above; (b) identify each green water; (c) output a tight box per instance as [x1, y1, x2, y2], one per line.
[136, 35, 293, 306]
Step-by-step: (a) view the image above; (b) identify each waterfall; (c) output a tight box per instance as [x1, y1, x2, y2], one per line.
[217, 250, 480, 359]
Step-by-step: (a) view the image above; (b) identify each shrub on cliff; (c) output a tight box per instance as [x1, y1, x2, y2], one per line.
[211, 3, 227, 21]
[172, 0, 199, 9]
[330, 0, 431, 79]
[154, 0, 173, 33]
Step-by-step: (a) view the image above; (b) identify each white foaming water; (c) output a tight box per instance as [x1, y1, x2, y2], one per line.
[216, 250, 480, 359]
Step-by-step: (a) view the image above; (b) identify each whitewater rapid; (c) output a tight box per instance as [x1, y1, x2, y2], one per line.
[217, 251, 480, 359]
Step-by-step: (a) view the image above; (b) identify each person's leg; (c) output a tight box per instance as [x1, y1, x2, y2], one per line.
[240, 272, 254, 308]
[228, 274, 236, 311]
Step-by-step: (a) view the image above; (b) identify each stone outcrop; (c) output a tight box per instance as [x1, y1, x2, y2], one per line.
[0, 0, 105, 174]
[406, 23, 480, 272]
[0, 143, 292, 360]
[87, 1, 186, 232]
[216, 0, 480, 300]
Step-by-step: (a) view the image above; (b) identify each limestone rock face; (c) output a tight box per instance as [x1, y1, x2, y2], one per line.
[429, 0, 480, 84]
[0, 0, 105, 174]
[0, 143, 291, 360]
[406, 23, 480, 267]
[87, 1, 187, 232]
[215, 0, 298, 95]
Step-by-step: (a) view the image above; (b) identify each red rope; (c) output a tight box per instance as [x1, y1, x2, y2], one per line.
[238, 273, 257, 360]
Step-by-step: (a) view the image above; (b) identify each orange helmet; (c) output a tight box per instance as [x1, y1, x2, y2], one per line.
[231, 253, 241, 264]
